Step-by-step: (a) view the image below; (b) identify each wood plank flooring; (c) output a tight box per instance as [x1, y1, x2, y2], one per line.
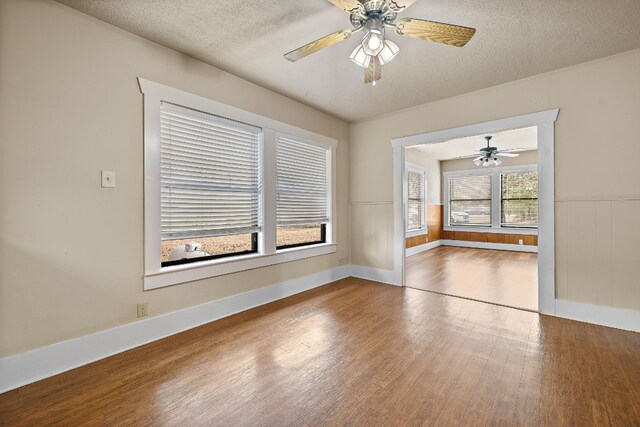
[407, 246, 538, 311]
[1, 278, 639, 425]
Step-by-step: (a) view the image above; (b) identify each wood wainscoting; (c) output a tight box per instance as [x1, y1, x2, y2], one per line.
[406, 205, 538, 248]
[406, 205, 442, 249]
[440, 230, 538, 246]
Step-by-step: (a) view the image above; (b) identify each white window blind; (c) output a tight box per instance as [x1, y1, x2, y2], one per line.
[449, 175, 492, 225]
[407, 170, 425, 231]
[276, 134, 329, 226]
[160, 102, 262, 240]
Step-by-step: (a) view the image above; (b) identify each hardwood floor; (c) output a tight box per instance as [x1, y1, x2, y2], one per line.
[407, 246, 538, 311]
[1, 278, 639, 425]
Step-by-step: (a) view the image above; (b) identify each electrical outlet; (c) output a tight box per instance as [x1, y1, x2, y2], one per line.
[101, 170, 116, 188]
[137, 302, 148, 318]
[518, 239, 524, 245]
[339, 257, 347, 265]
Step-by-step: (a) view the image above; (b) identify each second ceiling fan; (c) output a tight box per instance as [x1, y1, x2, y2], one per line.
[284, 0, 476, 85]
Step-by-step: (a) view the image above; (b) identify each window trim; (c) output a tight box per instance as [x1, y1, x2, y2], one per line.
[443, 165, 538, 235]
[404, 163, 427, 237]
[139, 78, 337, 290]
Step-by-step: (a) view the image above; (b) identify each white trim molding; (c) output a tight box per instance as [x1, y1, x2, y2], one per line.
[0, 265, 351, 394]
[392, 109, 559, 315]
[138, 78, 338, 290]
[405, 240, 442, 256]
[554, 300, 640, 333]
[440, 240, 538, 253]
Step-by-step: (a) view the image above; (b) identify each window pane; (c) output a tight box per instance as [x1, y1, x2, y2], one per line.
[449, 175, 491, 225]
[277, 225, 324, 248]
[276, 135, 329, 227]
[501, 172, 538, 227]
[407, 170, 424, 230]
[160, 102, 261, 241]
[161, 233, 254, 264]
[407, 200, 423, 230]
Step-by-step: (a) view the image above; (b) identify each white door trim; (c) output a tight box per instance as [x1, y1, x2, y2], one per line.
[391, 109, 560, 314]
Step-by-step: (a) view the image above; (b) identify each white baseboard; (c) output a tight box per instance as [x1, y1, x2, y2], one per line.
[554, 299, 640, 333]
[405, 240, 442, 257]
[0, 265, 351, 394]
[440, 239, 538, 253]
[350, 265, 401, 286]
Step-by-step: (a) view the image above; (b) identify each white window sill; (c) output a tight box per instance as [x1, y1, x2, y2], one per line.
[405, 229, 427, 238]
[144, 243, 337, 290]
[443, 225, 538, 235]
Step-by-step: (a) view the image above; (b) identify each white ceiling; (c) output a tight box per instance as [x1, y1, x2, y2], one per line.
[56, 0, 640, 122]
[410, 126, 537, 160]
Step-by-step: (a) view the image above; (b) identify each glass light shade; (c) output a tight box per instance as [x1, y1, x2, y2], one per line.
[362, 31, 384, 56]
[493, 157, 502, 166]
[349, 45, 371, 68]
[378, 40, 400, 65]
[473, 158, 482, 166]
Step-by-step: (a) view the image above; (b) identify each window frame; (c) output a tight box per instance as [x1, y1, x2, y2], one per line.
[404, 163, 427, 237]
[443, 165, 538, 235]
[139, 78, 337, 290]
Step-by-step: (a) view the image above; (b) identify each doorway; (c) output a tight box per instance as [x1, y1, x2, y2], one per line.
[391, 110, 559, 314]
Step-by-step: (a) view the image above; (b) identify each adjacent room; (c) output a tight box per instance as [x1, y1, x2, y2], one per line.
[1, 0, 639, 424]
[404, 127, 539, 310]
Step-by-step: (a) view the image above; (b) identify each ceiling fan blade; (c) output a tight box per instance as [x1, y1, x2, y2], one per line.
[388, 0, 418, 12]
[364, 55, 381, 84]
[495, 152, 520, 157]
[284, 29, 352, 62]
[473, 156, 485, 161]
[395, 18, 476, 47]
[326, 0, 362, 14]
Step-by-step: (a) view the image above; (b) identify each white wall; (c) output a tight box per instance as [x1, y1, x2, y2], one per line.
[0, 0, 350, 358]
[350, 49, 640, 312]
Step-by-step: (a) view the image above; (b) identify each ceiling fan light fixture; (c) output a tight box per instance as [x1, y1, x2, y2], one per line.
[378, 39, 400, 65]
[473, 158, 482, 166]
[349, 44, 371, 68]
[362, 31, 384, 56]
[493, 157, 502, 166]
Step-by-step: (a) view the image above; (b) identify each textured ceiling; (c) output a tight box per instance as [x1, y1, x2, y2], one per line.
[411, 126, 537, 160]
[55, 0, 640, 122]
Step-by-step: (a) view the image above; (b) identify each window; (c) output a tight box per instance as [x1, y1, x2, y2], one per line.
[449, 175, 492, 226]
[159, 102, 261, 266]
[140, 79, 337, 290]
[276, 134, 329, 249]
[501, 171, 538, 227]
[444, 165, 538, 233]
[406, 167, 426, 232]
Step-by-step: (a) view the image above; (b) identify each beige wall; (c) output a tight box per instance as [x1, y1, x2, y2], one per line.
[350, 49, 640, 312]
[0, 0, 350, 357]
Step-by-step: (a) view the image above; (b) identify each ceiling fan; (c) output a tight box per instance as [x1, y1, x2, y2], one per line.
[473, 136, 519, 167]
[284, 0, 476, 85]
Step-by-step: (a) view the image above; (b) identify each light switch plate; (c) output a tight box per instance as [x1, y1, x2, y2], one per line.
[101, 170, 115, 188]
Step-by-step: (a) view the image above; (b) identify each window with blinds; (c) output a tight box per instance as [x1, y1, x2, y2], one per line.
[449, 175, 492, 225]
[276, 134, 329, 249]
[501, 171, 538, 227]
[159, 102, 261, 265]
[407, 170, 425, 231]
